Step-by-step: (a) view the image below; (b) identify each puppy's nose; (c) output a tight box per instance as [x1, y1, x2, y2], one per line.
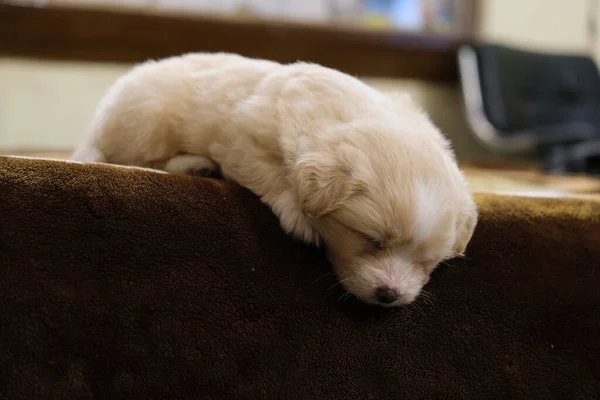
[375, 286, 399, 304]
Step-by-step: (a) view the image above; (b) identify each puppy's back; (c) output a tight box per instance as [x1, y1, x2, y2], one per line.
[71, 53, 280, 167]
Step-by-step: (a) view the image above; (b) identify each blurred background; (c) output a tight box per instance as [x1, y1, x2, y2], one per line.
[2, 0, 600, 194]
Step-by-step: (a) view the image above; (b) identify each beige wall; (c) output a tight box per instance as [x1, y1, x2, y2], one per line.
[0, 57, 485, 160]
[479, 0, 592, 56]
[0, 58, 129, 151]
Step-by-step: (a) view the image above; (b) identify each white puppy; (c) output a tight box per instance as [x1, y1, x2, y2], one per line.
[71, 52, 477, 307]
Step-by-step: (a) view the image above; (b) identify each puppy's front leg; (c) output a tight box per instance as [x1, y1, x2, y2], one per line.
[210, 142, 321, 246]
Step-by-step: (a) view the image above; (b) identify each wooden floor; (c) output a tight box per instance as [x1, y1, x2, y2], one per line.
[462, 165, 600, 196]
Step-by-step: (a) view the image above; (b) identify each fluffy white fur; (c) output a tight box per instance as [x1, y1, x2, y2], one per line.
[71, 52, 478, 307]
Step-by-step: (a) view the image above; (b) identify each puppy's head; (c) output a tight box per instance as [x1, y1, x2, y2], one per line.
[295, 114, 477, 307]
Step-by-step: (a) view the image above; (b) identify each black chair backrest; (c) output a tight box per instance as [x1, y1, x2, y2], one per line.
[475, 45, 600, 131]
[469, 44, 600, 144]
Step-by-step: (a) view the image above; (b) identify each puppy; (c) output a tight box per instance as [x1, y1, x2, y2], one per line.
[71, 52, 478, 307]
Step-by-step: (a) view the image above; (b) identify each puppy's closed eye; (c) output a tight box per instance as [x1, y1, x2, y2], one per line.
[367, 237, 385, 251]
[358, 232, 386, 251]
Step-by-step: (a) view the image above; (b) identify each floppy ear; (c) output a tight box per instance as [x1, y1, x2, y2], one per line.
[454, 200, 478, 256]
[295, 153, 358, 219]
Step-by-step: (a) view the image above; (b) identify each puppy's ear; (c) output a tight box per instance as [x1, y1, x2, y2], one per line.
[295, 153, 359, 218]
[454, 199, 478, 256]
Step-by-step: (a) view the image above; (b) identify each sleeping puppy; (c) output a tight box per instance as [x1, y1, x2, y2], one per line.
[71, 52, 477, 307]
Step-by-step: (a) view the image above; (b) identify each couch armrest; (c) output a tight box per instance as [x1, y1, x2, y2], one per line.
[1, 156, 599, 399]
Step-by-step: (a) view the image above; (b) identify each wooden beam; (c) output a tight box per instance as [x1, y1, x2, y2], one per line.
[0, 3, 473, 82]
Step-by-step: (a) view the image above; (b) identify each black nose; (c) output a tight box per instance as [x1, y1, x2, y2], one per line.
[376, 287, 399, 304]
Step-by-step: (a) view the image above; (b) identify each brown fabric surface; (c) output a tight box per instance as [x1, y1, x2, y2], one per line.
[1, 156, 599, 400]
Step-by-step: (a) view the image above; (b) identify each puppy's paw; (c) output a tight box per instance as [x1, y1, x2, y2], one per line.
[271, 190, 321, 246]
[164, 154, 219, 177]
[290, 219, 321, 246]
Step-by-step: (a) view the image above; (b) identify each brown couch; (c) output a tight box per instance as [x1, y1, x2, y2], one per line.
[1, 156, 599, 399]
